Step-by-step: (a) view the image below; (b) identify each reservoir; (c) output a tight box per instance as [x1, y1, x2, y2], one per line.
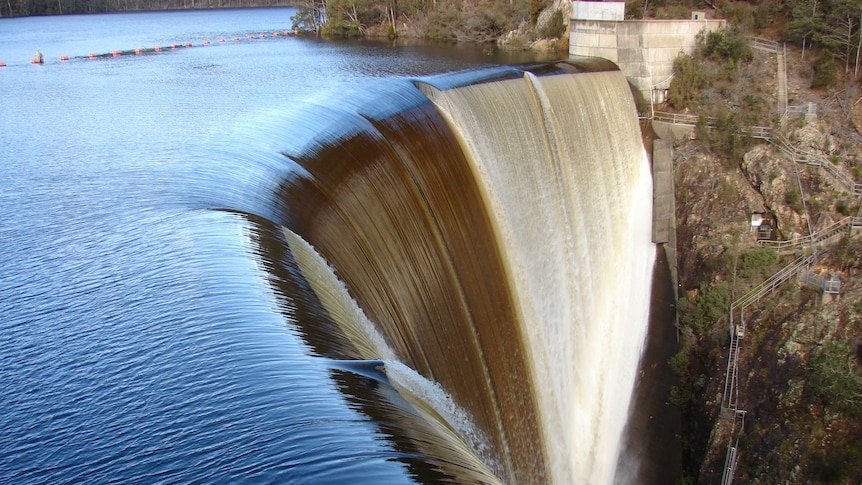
[0, 8, 656, 484]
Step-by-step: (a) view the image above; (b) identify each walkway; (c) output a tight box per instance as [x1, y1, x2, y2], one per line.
[750, 37, 786, 116]
[718, 215, 860, 484]
[650, 36, 861, 485]
[758, 216, 862, 254]
[769, 136, 862, 197]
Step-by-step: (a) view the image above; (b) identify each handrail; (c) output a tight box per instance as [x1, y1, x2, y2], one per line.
[750, 36, 779, 52]
[778, 43, 788, 116]
[734, 255, 813, 310]
[651, 111, 707, 126]
[741, 126, 772, 139]
[720, 410, 747, 485]
[651, 113, 773, 139]
[767, 136, 861, 195]
[758, 216, 853, 253]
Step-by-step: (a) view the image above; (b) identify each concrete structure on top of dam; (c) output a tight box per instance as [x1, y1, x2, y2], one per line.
[569, 1, 725, 105]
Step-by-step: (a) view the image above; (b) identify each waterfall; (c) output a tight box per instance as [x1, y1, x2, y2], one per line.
[276, 65, 655, 484]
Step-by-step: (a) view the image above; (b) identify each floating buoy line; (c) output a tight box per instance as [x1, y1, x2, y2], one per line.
[0, 29, 302, 68]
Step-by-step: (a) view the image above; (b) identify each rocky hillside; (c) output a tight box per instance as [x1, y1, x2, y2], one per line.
[665, 40, 862, 485]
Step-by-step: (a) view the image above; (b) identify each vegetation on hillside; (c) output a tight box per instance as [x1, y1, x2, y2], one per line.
[289, 0, 555, 43]
[629, 0, 862, 85]
[638, 1, 862, 483]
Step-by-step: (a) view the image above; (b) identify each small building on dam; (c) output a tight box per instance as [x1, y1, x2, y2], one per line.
[568, 1, 725, 105]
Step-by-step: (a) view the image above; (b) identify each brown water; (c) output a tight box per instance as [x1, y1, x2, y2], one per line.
[273, 64, 655, 483]
[1, 8, 660, 484]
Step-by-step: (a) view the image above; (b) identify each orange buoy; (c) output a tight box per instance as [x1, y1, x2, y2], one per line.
[203, 39, 210, 45]
[0, 61, 6, 67]
[218, 37, 225, 43]
[112, 50, 120, 57]
[283, 30, 290, 36]
[154, 45, 161, 52]
[247, 34, 253, 40]
[258, 33, 265, 38]
[294, 29, 299, 35]
[59, 55, 69, 61]
[170, 44, 178, 49]
[273, 31, 279, 37]
[233, 35, 239, 41]
[184, 41, 192, 47]
[134, 47, 142, 54]
[88, 52, 97, 58]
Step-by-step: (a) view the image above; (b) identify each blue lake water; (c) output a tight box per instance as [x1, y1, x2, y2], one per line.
[0, 9, 562, 483]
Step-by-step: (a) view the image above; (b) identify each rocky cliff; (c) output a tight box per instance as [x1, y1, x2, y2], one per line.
[667, 84, 862, 483]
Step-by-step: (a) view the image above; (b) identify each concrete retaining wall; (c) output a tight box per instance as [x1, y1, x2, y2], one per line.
[572, 1, 624, 21]
[569, 19, 725, 103]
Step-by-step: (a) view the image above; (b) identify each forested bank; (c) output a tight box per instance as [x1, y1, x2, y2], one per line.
[1, 0, 566, 50]
[1, 0, 293, 17]
[288, 0, 556, 43]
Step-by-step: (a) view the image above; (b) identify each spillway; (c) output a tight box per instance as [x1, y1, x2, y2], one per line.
[271, 62, 655, 484]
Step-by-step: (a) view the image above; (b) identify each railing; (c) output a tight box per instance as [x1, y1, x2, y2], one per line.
[777, 43, 788, 117]
[785, 102, 816, 119]
[722, 328, 742, 410]
[651, 111, 705, 126]
[824, 278, 841, 293]
[720, 253, 813, 484]
[720, 211, 861, 483]
[652, 113, 773, 140]
[728, 254, 814, 341]
[741, 125, 772, 139]
[767, 136, 861, 196]
[720, 410, 747, 485]
[750, 36, 779, 53]
[802, 271, 840, 293]
[758, 216, 855, 254]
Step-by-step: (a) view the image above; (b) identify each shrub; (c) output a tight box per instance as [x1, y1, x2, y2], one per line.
[668, 53, 702, 110]
[669, 348, 690, 376]
[538, 9, 565, 39]
[422, 6, 462, 42]
[738, 247, 778, 279]
[530, 0, 544, 25]
[806, 341, 862, 414]
[698, 28, 752, 64]
[719, 0, 756, 32]
[678, 282, 730, 334]
[625, 0, 643, 20]
[709, 109, 751, 166]
[811, 50, 838, 89]
[785, 187, 804, 213]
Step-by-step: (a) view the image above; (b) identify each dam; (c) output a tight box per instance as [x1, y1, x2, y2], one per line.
[569, 0, 725, 104]
[0, 10, 657, 482]
[273, 62, 656, 483]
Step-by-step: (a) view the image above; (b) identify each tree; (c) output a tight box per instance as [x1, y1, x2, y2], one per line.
[292, 0, 327, 31]
[668, 52, 702, 110]
[788, 0, 826, 60]
[788, 0, 862, 75]
[818, 0, 861, 73]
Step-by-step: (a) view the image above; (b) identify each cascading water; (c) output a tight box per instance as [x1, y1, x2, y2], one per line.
[0, 11, 662, 485]
[422, 70, 655, 483]
[271, 63, 654, 484]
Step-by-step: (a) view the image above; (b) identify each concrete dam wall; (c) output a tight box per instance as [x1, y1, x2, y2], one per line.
[569, 18, 725, 104]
